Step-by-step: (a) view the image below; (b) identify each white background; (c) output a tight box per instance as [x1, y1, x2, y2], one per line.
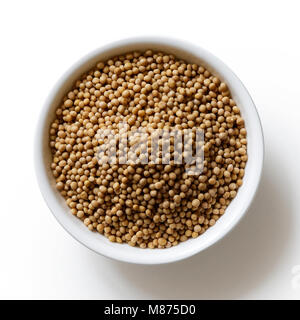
[0, 0, 299, 299]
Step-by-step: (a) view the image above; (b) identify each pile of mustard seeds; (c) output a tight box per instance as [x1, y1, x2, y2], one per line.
[49, 50, 247, 249]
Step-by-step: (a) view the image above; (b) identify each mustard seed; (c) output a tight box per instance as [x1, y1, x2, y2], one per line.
[50, 49, 247, 249]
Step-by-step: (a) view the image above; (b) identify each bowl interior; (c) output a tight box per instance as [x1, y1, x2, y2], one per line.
[36, 38, 263, 264]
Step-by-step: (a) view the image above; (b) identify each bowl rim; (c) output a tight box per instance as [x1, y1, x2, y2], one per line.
[34, 36, 264, 264]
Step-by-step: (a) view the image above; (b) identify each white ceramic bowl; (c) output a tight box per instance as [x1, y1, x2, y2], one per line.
[35, 37, 264, 264]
